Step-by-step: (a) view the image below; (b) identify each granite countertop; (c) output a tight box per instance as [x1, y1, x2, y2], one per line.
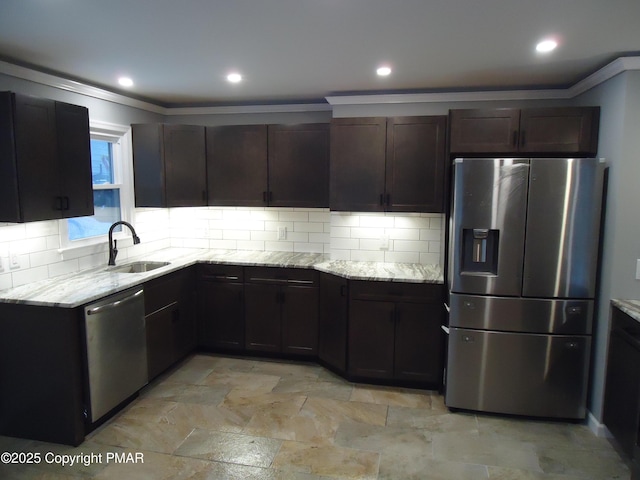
[0, 248, 444, 308]
[611, 299, 640, 323]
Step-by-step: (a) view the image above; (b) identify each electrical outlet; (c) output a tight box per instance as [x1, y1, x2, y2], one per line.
[10, 253, 19, 269]
[380, 234, 390, 250]
[278, 226, 287, 240]
[636, 259, 640, 280]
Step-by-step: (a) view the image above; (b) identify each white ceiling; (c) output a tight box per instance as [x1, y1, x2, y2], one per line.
[1, 0, 639, 107]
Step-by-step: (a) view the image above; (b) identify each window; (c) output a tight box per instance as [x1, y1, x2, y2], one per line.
[60, 122, 133, 250]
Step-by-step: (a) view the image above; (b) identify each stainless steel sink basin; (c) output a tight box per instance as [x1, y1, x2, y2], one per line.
[108, 261, 170, 273]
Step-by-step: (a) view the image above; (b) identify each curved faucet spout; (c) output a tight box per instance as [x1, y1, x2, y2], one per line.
[108, 221, 141, 266]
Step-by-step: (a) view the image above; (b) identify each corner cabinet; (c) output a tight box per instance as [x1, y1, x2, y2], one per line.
[0, 91, 93, 222]
[206, 124, 329, 208]
[449, 107, 599, 156]
[318, 273, 349, 373]
[330, 116, 447, 213]
[348, 281, 444, 386]
[244, 267, 319, 356]
[132, 124, 207, 207]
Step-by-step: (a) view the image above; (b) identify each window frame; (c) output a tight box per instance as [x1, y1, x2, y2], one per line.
[58, 121, 135, 253]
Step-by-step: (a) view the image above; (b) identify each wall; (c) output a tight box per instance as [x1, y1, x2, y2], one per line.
[575, 70, 640, 424]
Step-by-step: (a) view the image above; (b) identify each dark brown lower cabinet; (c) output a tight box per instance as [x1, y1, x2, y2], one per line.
[198, 264, 245, 351]
[0, 303, 85, 446]
[144, 267, 197, 380]
[604, 306, 640, 461]
[244, 267, 318, 356]
[318, 273, 348, 372]
[348, 281, 444, 386]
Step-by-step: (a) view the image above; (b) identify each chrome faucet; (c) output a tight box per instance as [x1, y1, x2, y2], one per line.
[108, 221, 141, 266]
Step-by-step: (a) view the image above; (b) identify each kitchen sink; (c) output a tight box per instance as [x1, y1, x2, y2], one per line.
[108, 261, 170, 273]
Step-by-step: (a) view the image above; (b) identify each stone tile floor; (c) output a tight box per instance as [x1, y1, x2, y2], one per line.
[0, 354, 631, 479]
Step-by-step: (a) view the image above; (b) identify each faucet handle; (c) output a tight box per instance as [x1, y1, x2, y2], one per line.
[113, 239, 118, 259]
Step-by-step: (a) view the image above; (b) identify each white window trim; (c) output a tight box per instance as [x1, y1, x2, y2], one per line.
[58, 121, 135, 255]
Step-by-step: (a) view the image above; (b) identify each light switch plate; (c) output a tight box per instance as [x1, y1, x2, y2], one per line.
[277, 226, 287, 240]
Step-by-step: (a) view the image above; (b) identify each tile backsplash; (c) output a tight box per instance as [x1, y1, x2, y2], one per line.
[0, 207, 444, 291]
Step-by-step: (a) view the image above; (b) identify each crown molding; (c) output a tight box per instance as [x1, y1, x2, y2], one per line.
[568, 56, 640, 97]
[2, 56, 639, 114]
[0, 60, 167, 114]
[165, 103, 332, 116]
[326, 56, 640, 107]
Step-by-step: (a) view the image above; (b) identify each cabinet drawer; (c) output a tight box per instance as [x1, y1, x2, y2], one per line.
[349, 280, 442, 303]
[198, 263, 244, 283]
[144, 268, 195, 315]
[245, 266, 318, 285]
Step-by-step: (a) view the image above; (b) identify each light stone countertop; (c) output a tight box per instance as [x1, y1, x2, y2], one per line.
[0, 248, 444, 308]
[611, 299, 640, 323]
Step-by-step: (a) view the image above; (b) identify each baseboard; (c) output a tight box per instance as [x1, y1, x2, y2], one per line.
[587, 410, 612, 438]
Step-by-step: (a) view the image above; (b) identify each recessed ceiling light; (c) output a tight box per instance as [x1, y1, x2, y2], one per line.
[536, 39, 558, 53]
[118, 77, 134, 87]
[227, 73, 242, 83]
[376, 66, 392, 77]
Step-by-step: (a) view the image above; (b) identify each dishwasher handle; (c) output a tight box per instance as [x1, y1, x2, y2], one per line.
[86, 289, 144, 315]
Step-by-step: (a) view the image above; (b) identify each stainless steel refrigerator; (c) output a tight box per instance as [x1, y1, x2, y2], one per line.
[445, 157, 605, 419]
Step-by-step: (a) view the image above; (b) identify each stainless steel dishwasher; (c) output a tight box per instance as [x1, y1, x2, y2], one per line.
[84, 287, 148, 423]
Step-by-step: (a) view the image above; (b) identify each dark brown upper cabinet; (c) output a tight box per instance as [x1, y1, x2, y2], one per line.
[0, 92, 93, 223]
[449, 107, 600, 156]
[206, 125, 268, 207]
[330, 116, 447, 213]
[132, 124, 207, 207]
[268, 124, 329, 208]
[206, 123, 329, 208]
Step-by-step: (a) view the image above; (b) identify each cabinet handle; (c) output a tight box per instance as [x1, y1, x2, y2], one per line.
[202, 274, 239, 281]
[263, 191, 269, 203]
[287, 279, 315, 285]
[520, 130, 526, 147]
[340, 285, 347, 297]
[62, 196, 70, 210]
[512, 130, 518, 147]
[54, 196, 64, 211]
[379, 194, 384, 206]
[250, 277, 288, 284]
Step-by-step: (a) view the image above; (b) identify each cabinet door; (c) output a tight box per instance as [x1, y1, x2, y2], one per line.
[268, 124, 329, 207]
[282, 284, 319, 356]
[394, 302, 444, 384]
[348, 299, 395, 379]
[519, 107, 599, 156]
[207, 125, 268, 206]
[319, 273, 348, 372]
[449, 109, 520, 154]
[14, 94, 61, 221]
[386, 116, 447, 212]
[55, 101, 93, 218]
[146, 301, 179, 380]
[330, 118, 386, 211]
[244, 283, 282, 352]
[604, 319, 640, 457]
[199, 281, 245, 351]
[132, 124, 165, 207]
[164, 125, 207, 207]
